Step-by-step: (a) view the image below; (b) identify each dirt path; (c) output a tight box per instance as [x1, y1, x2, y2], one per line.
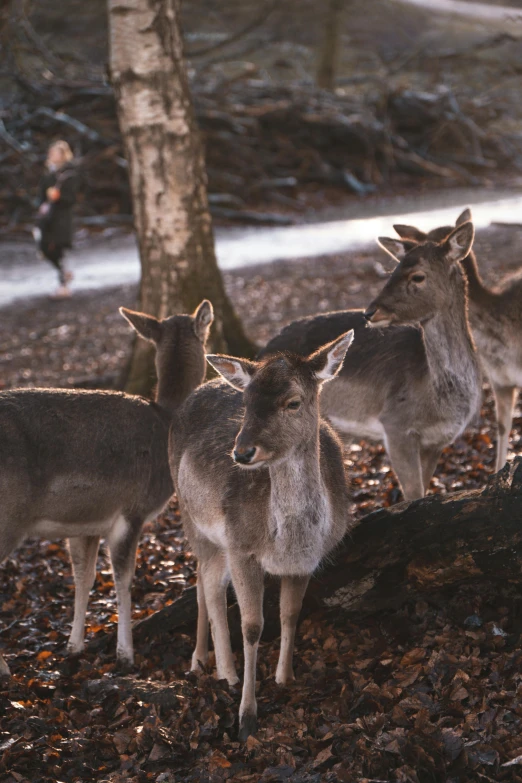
[1, 191, 521, 307]
[395, 0, 522, 23]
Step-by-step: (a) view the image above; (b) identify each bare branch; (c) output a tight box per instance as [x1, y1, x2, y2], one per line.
[185, 0, 278, 59]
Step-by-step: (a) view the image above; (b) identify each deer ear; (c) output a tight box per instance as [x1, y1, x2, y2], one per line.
[119, 307, 162, 343]
[456, 208, 472, 227]
[393, 224, 426, 242]
[377, 237, 410, 263]
[193, 300, 214, 343]
[308, 330, 354, 382]
[206, 354, 257, 391]
[443, 222, 474, 263]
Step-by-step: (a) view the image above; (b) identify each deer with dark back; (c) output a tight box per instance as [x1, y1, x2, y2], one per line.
[169, 331, 354, 739]
[394, 208, 522, 472]
[260, 222, 481, 501]
[0, 300, 213, 676]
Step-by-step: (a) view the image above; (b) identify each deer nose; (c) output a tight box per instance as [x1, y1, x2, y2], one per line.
[364, 305, 377, 321]
[233, 446, 257, 465]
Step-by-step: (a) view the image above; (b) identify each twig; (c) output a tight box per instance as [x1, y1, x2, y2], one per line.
[186, 0, 278, 58]
[33, 108, 106, 144]
[0, 119, 29, 153]
[18, 18, 63, 70]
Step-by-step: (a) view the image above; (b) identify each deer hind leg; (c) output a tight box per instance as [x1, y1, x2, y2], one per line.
[0, 527, 27, 676]
[229, 553, 265, 741]
[107, 516, 141, 666]
[420, 446, 442, 495]
[67, 536, 100, 654]
[493, 386, 518, 472]
[197, 550, 238, 684]
[276, 574, 309, 685]
[191, 564, 209, 672]
[385, 430, 424, 501]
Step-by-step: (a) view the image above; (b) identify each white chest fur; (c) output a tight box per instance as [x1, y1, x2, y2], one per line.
[261, 469, 332, 576]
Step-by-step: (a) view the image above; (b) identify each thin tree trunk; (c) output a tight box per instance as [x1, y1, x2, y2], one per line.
[109, 0, 254, 397]
[317, 0, 344, 90]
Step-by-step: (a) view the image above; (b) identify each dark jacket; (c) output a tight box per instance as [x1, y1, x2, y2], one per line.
[38, 162, 78, 248]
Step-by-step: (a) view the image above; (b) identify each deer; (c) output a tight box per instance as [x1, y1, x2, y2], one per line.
[260, 222, 482, 501]
[394, 208, 522, 472]
[169, 330, 354, 740]
[0, 300, 213, 676]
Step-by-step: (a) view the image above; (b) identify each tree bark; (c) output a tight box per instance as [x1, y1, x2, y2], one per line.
[91, 458, 522, 654]
[317, 0, 344, 90]
[108, 0, 254, 397]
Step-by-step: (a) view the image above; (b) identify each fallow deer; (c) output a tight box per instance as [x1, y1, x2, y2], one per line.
[394, 208, 522, 472]
[169, 331, 354, 739]
[0, 301, 213, 675]
[261, 223, 481, 501]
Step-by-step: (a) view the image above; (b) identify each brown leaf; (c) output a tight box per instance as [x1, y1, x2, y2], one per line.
[395, 664, 422, 687]
[246, 735, 262, 751]
[400, 648, 426, 666]
[113, 729, 133, 755]
[208, 751, 232, 770]
[313, 745, 334, 768]
[450, 685, 469, 701]
[442, 727, 463, 761]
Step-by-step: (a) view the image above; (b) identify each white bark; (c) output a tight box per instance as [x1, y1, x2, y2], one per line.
[109, 0, 252, 394]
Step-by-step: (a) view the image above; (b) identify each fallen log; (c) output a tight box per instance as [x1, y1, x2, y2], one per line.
[90, 458, 522, 656]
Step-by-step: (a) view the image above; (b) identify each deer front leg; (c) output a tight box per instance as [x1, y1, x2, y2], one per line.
[107, 517, 141, 666]
[276, 574, 309, 685]
[0, 526, 28, 675]
[229, 553, 265, 741]
[67, 536, 100, 654]
[195, 552, 238, 684]
[420, 446, 441, 495]
[493, 386, 517, 472]
[385, 429, 424, 501]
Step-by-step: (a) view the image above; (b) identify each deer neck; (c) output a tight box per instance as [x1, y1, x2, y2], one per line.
[460, 251, 494, 306]
[421, 273, 477, 391]
[268, 426, 326, 534]
[155, 351, 205, 416]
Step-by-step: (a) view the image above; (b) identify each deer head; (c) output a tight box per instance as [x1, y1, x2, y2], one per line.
[365, 222, 474, 326]
[207, 331, 354, 468]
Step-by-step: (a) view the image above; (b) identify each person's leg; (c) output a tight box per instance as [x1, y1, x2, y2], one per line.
[40, 237, 63, 280]
[41, 240, 70, 296]
[52, 247, 67, 287]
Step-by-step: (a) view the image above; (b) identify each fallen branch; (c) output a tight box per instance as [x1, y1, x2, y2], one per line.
[90, 458, 522, 655]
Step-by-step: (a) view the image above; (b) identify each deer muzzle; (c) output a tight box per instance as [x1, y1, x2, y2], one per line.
[233, 446, 257, 465]
[364, 304, 391, 324]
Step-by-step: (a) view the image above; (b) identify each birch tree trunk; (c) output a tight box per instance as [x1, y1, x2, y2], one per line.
[109, 0, 253, 396]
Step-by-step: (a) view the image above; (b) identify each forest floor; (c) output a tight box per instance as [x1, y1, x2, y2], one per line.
[2, 223, 522, 782]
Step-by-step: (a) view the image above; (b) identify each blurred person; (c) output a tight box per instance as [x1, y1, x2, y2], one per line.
[34, 140, 78, 298]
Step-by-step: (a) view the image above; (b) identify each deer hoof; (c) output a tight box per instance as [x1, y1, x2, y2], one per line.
[275, 669, 295, 686]
[66, 641, 84, 656]
[116, 648, 134, 668]
[190, 653, 208, 671]
[238, 711, 257, 742]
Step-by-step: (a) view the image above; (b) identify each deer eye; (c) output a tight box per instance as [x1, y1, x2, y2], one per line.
[286, 399, 301, 411]
[411, 273, 425, 283]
